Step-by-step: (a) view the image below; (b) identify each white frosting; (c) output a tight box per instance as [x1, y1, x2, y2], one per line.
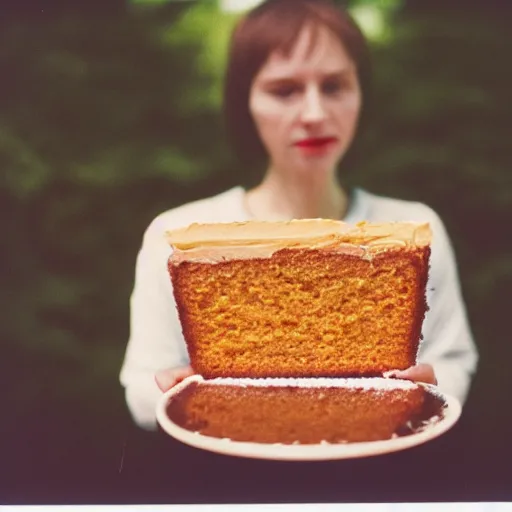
[195, 376, 419, 391]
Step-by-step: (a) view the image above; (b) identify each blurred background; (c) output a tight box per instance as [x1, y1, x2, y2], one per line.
[1, 0, 511, 504]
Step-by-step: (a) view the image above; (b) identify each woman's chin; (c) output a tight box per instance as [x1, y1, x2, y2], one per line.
[272, 153, 340, 182]
[293, 158, 337, 179]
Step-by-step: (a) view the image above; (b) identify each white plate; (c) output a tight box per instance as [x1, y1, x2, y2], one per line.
[156, 375, 461, 461]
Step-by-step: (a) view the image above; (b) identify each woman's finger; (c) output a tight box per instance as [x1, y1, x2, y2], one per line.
[155, 365, 194, 392]
[383, 363, 437, 386]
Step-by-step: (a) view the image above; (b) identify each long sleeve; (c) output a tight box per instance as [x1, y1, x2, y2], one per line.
[119, 187, 248, 430]
[418, 212, 478, 404]
[120, 216, 190, 430]
[350, 188, 479, 405]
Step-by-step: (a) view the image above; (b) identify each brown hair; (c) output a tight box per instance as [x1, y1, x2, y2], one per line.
[223, 0, 372, 164]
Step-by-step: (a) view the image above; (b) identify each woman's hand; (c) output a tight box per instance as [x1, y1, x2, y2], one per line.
[383, 363, 437, 386]
[155, 365, 195, 392]
[154, 364, 437, 392]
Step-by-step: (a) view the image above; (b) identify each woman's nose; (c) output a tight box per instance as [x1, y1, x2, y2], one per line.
[300, 87, 327, 124]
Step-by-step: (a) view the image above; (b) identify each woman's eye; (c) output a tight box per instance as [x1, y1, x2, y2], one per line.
[269, 84, 300, 99]
[322, 80, 344, 95]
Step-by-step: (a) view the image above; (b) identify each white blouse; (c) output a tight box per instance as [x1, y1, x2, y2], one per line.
[119, 187, 478, 430]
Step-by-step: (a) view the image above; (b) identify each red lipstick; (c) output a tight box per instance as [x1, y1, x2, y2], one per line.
[294, 137, 338, 156]
[295, 137, 338, 148]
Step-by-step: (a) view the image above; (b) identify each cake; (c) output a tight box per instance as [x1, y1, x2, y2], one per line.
[161, 220, 444, 447]
[166, 220, 431, 379]
[166, 376, 446, 444]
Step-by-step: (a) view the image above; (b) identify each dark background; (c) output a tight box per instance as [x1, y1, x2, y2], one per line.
[1, 0, 511, 504]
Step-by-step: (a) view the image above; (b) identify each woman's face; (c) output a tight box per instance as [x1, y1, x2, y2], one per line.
[249, 25, 362, 180]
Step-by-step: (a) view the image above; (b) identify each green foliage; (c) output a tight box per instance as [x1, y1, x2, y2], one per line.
[348, 0, 404, 43]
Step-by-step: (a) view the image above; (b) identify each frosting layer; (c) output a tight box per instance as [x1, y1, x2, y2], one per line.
[166, 219, 432, 264]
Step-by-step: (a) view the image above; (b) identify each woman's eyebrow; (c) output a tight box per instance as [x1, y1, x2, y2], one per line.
[262, 77, 300, 86]
[321, 69, 353, 80]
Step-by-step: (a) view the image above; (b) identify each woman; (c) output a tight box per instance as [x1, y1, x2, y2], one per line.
[120, 0, 478, 430]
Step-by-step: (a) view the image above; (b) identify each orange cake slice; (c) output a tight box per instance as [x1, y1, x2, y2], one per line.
[166, 220, 431, 379]
[166, 376, 446, 444]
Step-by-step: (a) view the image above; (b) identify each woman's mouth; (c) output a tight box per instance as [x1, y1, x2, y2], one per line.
[294, 137, 338, 155]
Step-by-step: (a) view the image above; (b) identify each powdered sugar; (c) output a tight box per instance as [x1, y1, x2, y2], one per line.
[198, 376, 419, 391]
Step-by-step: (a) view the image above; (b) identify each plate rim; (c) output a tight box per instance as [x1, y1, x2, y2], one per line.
[155, 375, 462, 461]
